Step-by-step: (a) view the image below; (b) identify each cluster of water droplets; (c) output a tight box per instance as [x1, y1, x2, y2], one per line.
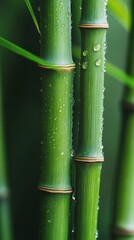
[93, 43, 102, 67]
[104, 0, 108, 20]
[103, 41, 107, 72]
[81, 50, 88, 70]
[95, 230, 99, 239]
[81, 43, 103, 70]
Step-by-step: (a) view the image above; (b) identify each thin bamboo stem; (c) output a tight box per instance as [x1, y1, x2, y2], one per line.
[38, 1, 74, 239]
[112, 2, 134, 239]
[0, 65, 12, 240]
[74, 0, 108, 239]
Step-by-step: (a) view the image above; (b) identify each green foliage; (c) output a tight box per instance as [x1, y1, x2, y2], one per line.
[108, 0, 131, 31]
[24, 0, 40, 34]
[0, 37, 61, 70]
[106, 62, 134, 89]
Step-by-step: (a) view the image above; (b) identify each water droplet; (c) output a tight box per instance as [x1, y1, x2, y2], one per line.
[71, 149, 74, 157]
[104, 0, 108, 6]
[72, 227, 75, 233]
[40, 141, 43, 145]
[61, 151, 64, 156]
[102, 87, 105, 93]
[82, 62, 88, 69]
[79, 6, 82, 10]
[38, 6, 40, 12]
[95, 230, 99, 239]
[95, 59, 101, 67]
[40, 89, 43, 93]
[82, 50, 88, 56]
[72, 192, 75, 201]
[93, 44, 101, 52]
[48, 219, 51, 223]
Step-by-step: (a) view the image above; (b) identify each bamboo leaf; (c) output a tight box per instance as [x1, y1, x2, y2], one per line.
[24, 0, 40, 34]
[108, 0, 131, 31]
[0, 37, 60, 70]
[106, 62, 134, 89]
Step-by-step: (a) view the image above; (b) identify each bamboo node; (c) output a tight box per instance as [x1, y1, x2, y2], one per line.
[112, 227, 134, 236]
[38, 63, 75, 71]
[74, 156, 104, 163]
[79, 23, 109, 29]
[37, 186, 73, 194]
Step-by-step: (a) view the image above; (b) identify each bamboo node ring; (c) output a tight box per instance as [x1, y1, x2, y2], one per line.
[79, 23, 109, 29]
[74, 156, 104, 163]
[38, 63, 75, 71]
[37, 186, 73, 194]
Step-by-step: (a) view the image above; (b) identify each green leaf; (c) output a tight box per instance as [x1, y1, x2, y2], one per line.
[0, 37, 59, 70]
[106, 61, 134, 89]
[24, 0, 40, 34]
[108, 0, 131, 31]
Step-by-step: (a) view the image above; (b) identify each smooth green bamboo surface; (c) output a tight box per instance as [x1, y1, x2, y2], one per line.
[112, 4, 134, 239]
[39, 1, 74, 239]
[74, 1, 108, 239]
[0, 69, 12, 240]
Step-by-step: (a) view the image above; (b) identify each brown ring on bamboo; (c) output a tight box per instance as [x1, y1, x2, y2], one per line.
[122, 102, 134, 111]
[37, 186, 73, 194]
[112, 227, 134, 236]
[38, 63, 75, 72]
[79, 23, 109, 29]
[75, 156, 104, 163]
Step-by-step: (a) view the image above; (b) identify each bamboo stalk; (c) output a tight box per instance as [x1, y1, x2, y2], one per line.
[0, 66, 12, 240]
[74, 1, 108, 239]
[112, 2, 134, 240]
[38, 1, 74, 239]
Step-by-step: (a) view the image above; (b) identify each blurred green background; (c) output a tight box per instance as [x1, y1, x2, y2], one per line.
[0, 1, 130, 239]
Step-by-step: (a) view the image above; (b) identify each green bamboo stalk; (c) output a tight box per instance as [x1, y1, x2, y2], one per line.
[38, 1, 74, 239]
[74, 1, 108, 239]
[0, 65, 12, 240]
[112, 2, 134, 240]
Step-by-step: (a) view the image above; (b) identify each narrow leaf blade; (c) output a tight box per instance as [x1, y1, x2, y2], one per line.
[106, 61, 134, 89]
[0, 37, 58, 69]
[108, 0, 131, 31]
[24, 0, 40, 34]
